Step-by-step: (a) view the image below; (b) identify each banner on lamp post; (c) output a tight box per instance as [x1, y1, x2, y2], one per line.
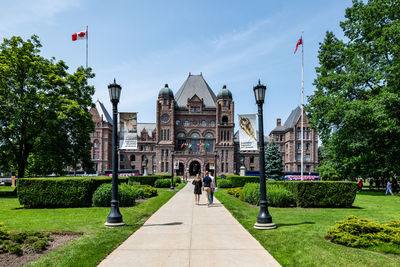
[238, 114, 258, 151]
[119, 112, 138, 150]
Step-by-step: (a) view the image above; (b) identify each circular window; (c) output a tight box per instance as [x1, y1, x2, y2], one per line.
[176, 120, 181, 125]
[184, 120, 189, 126]
[210, 121, 215, 126]
[201, 120, 207, 126]
[161, 113, 170, 122]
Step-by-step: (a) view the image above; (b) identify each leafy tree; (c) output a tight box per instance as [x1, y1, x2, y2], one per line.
[306, 0, 400, 181]
[0, 35, 95, 177]
[264, 141, 283, 180]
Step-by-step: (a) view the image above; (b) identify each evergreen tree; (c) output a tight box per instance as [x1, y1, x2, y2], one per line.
[264, 141, 283, 180]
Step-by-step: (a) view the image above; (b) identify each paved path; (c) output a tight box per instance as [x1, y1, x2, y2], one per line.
[98, 182, 281, 267]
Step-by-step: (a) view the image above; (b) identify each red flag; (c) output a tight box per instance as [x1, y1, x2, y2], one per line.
[294, 36, 302, 54]
[72, 30, 87, 41]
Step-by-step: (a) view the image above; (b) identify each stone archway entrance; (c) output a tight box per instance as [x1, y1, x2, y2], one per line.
[189, 161, 201, 176]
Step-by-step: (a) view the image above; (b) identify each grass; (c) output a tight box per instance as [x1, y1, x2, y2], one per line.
[0, 186, 15, 191]
[0, 183, 185, 266]
[215, 189, 400, 267]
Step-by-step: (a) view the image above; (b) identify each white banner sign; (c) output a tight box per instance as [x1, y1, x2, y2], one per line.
[119, 112, 138, 150]
[238, 114, 258, 151]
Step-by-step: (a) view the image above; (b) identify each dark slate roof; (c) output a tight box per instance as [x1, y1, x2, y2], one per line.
[95, 100, 113, 125]
[270, 106, 301, 133]
[175, 73, 217, 108]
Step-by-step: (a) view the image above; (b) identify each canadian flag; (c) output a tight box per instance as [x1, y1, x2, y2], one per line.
[72, 30, 87, 41]
[294, 36, 302, 54]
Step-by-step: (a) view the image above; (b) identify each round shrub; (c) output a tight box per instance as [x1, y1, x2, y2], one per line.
[267, 184, 295, 207]
[242, 183, 295, 207]
[135, 185, 157, 198]
[92, 183, 138, 207]
[218, 179, 232, 188]
[227, 187, 243, 199]
[175, 177, 181, 184]
[242, 183, 260, 205]
[154, 179, 172, 188]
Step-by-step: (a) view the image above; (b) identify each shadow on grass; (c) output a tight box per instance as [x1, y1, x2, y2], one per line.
[275, 221, 315, 227]
[143, 222, 183, 227]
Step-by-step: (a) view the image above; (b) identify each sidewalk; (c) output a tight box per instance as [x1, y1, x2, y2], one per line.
[98, 182, 281, 267]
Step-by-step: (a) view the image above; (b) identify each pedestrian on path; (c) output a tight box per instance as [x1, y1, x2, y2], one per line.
[357, 179, 363, 192]
[192, 173, 202, 205]
[209, 174, 217, 204]
[386, 180, 393, 195]
[202, 171, 213, 206]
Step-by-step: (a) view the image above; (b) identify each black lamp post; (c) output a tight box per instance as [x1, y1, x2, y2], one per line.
[253, 80, 276, 230]
[105, 79, 125, 227]
[214, 150, 218, 178]
[170, 151, 175, 190]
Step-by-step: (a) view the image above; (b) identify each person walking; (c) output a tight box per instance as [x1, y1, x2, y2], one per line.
[202, 171, 213, 207]
[209, 173, 215, 204]
[192, 174, 202, 205]
[386, 179, 393, 195]
[357, 179, 363, 192]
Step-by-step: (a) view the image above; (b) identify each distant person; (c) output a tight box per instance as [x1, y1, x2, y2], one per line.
[202, 171, 213, 207]
[192, 174, 202, 205]
[386, 180, 393, 195]
[357, 179, 363, 192]
[209, 173, 216, 204]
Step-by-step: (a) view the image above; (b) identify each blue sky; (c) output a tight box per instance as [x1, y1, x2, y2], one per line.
[0, 0, 351, 135]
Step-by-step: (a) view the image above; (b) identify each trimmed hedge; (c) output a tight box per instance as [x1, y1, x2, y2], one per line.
[154, 179, 173, 188]
[224, 175, 259, 187]
[231, 181, 356, 208]
[271, 181, 357, 208]
[17, 176, 128, 208]
[128, 175, 172, 186]
[218, 179, 232, 188]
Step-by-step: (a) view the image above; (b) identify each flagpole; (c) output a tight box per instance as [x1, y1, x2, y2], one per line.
[86, 25, 88, 68]
[301, 32, 304, 181]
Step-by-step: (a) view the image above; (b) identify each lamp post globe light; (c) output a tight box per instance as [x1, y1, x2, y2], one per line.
[253, 80, 276, 230]
[105, 79, 125, 227]
[170, 151, 175, 190]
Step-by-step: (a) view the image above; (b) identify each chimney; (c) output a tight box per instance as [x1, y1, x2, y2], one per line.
[277, 118, 281, 126]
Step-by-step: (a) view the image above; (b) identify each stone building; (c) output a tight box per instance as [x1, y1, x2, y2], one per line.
[90, 74, 318, 176]
[89, 101, 113, 174]
[269, 107, 319, 172]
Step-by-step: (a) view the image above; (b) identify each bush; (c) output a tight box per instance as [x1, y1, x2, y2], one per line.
[128, 175, 171, 186]
[17, 176, 129, 208]
[225, 175, 259, 187]
[154, 179, 172, 188]
[92, 183, 139, 207]
[174, 177, 181, 184]
[275, 181, 357, 207]
[135, 185, 157, 198]
[0, 222, 8, 239]
[327, 216, 400, 248]
[227, 187, 243, 199]
[242, 183, 296, 207]
[218, 179, 232, 188]
[242, 183, 260, 205]
[266, 184, 295, 207]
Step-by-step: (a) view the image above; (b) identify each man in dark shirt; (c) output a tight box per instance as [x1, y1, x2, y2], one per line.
[202, 171, 213, 206]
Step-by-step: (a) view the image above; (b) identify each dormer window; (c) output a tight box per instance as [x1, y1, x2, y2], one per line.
[190, 106, 200, 113]
[163, 99, 167, 105]
[223, 100, 227, 106]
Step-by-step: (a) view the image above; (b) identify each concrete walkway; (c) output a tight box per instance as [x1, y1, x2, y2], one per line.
[98, 182, 281, 267]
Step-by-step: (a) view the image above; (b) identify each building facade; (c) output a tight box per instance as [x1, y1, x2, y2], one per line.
[269, 107, 319, 172]
[89, 101, 113, 174]
[90, 74, 318, 176]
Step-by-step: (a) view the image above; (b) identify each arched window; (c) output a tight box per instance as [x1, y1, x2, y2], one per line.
[141, 155, 147, 161]
[204, 133, 214, 138]
[190, 132, 200, 151]
[130, 155, 135, 161]
[210, 121, 215, 126]
[204, 133, 214, 151]
[177, 132, 186, 138]
[222, 116, 228, 124]
[152, 155, 156, 163]
[93, 140, 100, 148]
[190, 133, 200, 138]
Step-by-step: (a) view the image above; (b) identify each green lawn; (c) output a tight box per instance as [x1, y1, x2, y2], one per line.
[215, 190, 400, 267]
[0, 183, 185, 266]
[0, 186, 15, 191]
